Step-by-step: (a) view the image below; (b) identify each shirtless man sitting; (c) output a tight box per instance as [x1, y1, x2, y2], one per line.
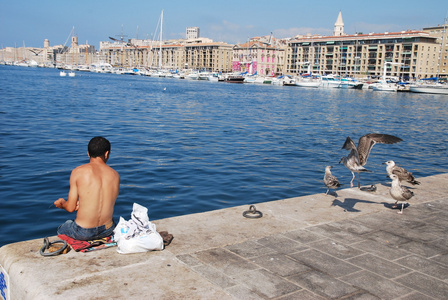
[54, 136, 120, 240]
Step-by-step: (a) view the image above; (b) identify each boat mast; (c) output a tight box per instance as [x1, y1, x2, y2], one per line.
[159, 10, 163, 69]
[436, 17, 447, 83]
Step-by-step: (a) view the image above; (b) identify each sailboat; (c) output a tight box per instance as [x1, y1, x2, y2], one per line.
[295, 62, 321, 88]
[149, 10, 168, 77]
[372, 62, 401, 92]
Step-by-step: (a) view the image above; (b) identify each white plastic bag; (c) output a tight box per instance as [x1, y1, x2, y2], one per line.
[113, 203, 164, 254]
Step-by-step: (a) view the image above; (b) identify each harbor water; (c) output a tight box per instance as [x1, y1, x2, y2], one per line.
[0, 65, 447, 247]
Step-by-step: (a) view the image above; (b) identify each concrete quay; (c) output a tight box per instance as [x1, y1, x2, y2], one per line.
[1, 173, 447, 299]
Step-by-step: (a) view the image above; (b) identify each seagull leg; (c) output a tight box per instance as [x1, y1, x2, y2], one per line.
[398, 203, 404, 214]
[325, 188, 329, 195]
[392, 201, 398, 209]
[350, 172, 355, 188]
[358, 173, 361, 189]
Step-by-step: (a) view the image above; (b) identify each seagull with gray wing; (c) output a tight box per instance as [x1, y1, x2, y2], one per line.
[340, 133, 403, 188]
[389, 174, 414, 214]
[324, 166, 341, 196]
[383, 160, 420, 185]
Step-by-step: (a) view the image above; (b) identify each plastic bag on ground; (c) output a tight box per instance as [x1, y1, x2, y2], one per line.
[113, 203, 164, 254]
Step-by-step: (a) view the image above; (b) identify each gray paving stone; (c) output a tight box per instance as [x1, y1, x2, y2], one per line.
[347, 253, 412, 279]
[341, 292, 381, 299]
[225, 240, 276, 259]
[250, 253, 311, 277]
[282, 228, 325, 244]
[419, 199, 447, 211]
[432, 253, 448, 267]
[397, 240, 446, 258]
[233, 268, 301, 298]
[329, 219, 378, 235]
[194, 248, 259, 276]
[288, 249, 361, 277]
[424, 213, 448, 229]
[395, 255, 448, 281]
[176, 253, 203, 267]
[340, 270, 410, 300]
[384, 226, 440, 243]
[225, 284, 261, 300]
[351, 212, 397, 230]
[383, 217, 428, 232]
[276, 289, 326, 300]
[394, 271, 448, 299]
[351, 239, 409, 261]
[363, 230, 411, 247]
[308, 239, 365, 260]
[192, 264, 237, 289]
[306, 223, 366, 244]
[288, 270, 359, 299]
[256, 234, 308, 254]
[430, 237, 448, 251]
[403, 203, 444, 218]
[398, 291, 438, 300]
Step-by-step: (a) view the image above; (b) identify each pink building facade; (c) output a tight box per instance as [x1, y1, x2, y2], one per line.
[232, 39, 284, 76]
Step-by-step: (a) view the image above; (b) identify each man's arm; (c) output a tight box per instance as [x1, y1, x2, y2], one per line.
[54, 169, 80, 213]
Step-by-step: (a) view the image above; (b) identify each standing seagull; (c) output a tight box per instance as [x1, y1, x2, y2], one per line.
[383, 160, 420, 185]
[324, 166, 341, 196]
[340, 133, 403, 188]
[389, 174, 414, 214]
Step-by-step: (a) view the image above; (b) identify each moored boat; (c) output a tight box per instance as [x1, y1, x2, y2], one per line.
[321, 75, 341, 88]
[225, 74, 245, 83]
[409, 84, 448, 95]
[295, 76, 321, 88]
[372, 82, 398, 92]
[339, 78, 363, 89]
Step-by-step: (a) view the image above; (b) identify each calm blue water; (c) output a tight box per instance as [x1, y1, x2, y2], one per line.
[1, 65, 447, 247]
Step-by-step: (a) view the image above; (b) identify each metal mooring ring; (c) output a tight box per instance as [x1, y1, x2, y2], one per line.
[39, 237, 68, 257]
[243, 205, 263, 219]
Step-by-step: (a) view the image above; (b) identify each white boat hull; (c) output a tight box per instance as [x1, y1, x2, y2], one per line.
[296, 81, 321, 88]
[372, 83, 397, 92]
[409, 85, 448, 95]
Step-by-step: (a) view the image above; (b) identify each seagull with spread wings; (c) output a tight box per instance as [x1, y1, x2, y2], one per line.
[340, 133, 403, 188]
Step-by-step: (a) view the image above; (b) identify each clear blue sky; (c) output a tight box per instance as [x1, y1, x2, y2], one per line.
[1, 0, 447, 49]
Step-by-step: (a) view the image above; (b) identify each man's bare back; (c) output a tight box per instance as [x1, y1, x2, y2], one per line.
[55, 137, 120, 231]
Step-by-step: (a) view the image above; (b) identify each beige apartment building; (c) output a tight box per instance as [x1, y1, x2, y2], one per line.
[99, 39, 233, 72]
[284, 30, 441, 80]
[422, 23, 448, 79]
[283, 12, 446, 81]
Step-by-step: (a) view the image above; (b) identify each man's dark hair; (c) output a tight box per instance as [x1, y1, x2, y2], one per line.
[88, 137, 111, 158]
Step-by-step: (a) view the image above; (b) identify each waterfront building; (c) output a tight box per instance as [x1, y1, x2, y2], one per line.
[99, 37, 233, 72]
[422, 23, 448, 80]
[232, 36, 286, 76]
[283, 11, 444, 80]
[284, 30, 440, 80]
[183, 42, 233, 72]
[186, 27, 200, 40]
[56, 35, 96, 67]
